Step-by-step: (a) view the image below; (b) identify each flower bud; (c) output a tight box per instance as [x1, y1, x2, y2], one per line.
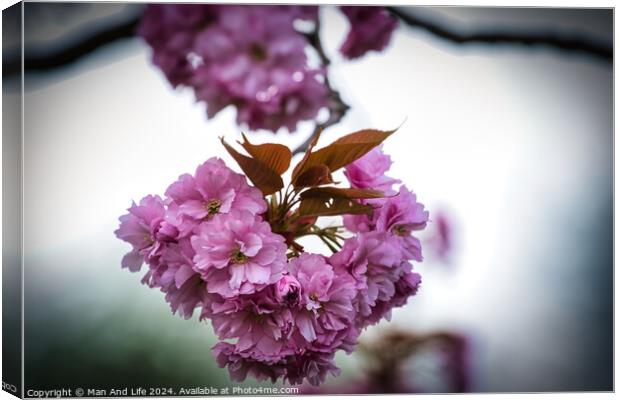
[275, 275, 302, 307]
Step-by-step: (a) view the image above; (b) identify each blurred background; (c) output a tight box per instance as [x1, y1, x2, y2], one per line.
[3, 2, 612, 393]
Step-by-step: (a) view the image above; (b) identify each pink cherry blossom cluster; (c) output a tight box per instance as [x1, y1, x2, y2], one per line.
[138, 5, 398, 133]
[115, 146, 427, 386]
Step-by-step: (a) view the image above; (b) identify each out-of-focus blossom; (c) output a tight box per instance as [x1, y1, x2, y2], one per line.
[138, 5, 216, 87]
[426, 210, 455, 264]
[139, 5, 328, 132]
[191, 211, 287, 298]
[213, 341, 287, 383]
[339, 6, 398, 59]
[299, 329, 471, 394]
[283, 349, 341, 386]
[213, 341, 340, 386]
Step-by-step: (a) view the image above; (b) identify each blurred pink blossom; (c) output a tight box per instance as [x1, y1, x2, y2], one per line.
[339, 6, 398, 59]
[427, 210, 455, 264]
[139, 5, 328, 132]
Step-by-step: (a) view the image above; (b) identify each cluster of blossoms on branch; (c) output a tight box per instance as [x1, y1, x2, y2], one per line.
[138, 4, 398, 132]
[115, 128, 428, 386]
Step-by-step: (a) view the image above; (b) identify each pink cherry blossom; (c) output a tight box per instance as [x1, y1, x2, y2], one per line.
[343, 145, 400, 194]
[162, 270, 206, 320]
[115, 194, 168, 272]
[339, 6, 398, 60]
[138, 4, 216, 87]
[204, 288, 294, 358]
[117, 144, 429, 386]
[275, 274, 302, 307]
[213, 342, 340, 386]
[165, 157, 266, 237]
[191, 211, 287, 298]
[364, 265, 422, 326]
[213, 341, 287, 383]
[116, 195, 208, 320]
[144, 238, 206, 320]
[373, 185, 429, 261]
[330, 231, 409, 328]
[283, 350, 341, 386]
[375, 186, 429, 233]
[287, 254, 356, 348]
[139, 5, 328, 133]
[344, 185, 429, 261]
[191, 5, 327, 132]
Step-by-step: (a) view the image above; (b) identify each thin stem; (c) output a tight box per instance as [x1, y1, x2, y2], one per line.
[304, 18, 331, 67]
[278, 184, 295, 221]
[322, 232, 343, 248]
[294, 225, 321, 239]
[282, 197, 302, 215]
[283, 183, 295, 206]
[302, 224, 343, 251]
[293, 18, 350, 156]
[318, 234, 339, 253]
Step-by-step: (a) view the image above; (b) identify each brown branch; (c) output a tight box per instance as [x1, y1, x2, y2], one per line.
[387, 7, 612, 62]
[4, 7, 610, 78]
[293, 20, 350, 156]
[4, 16, 140, 76]
[292, 84, 349, 156]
